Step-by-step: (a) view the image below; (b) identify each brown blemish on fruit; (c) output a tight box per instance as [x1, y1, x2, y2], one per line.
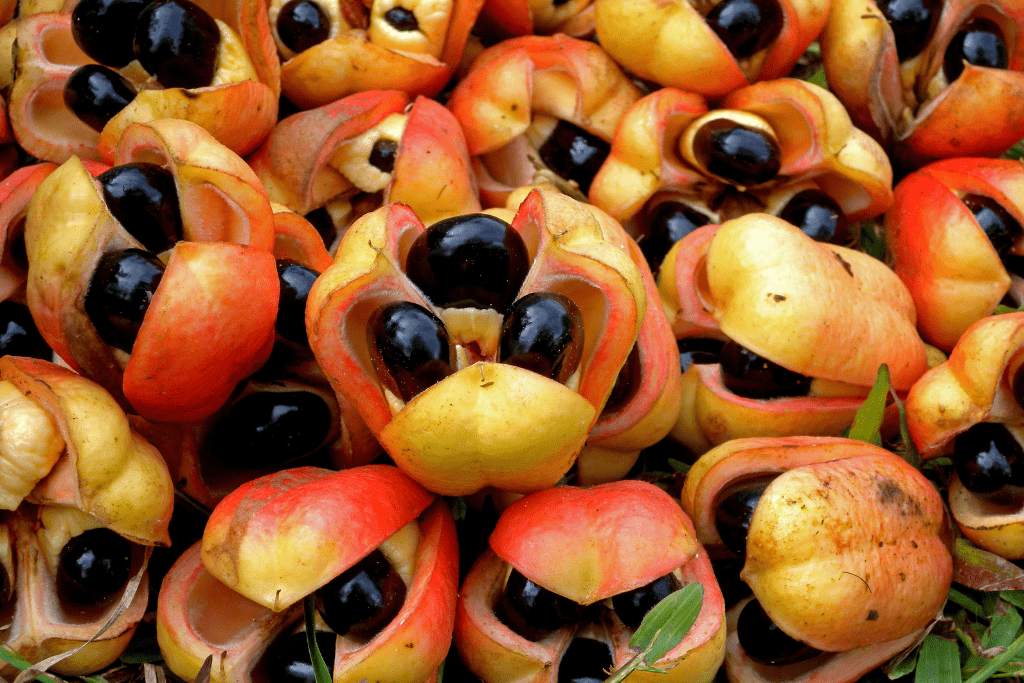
[866, 610, 879, 620]
[833, 251, 854, 277]
[874, 475, 923, 517]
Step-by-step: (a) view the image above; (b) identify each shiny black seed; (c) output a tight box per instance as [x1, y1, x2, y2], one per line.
[538, 120, 610, 195]
[84, 248, 165, 353]
[63, 65, 136, 133]
[133, 0, 221, 89]
[943, 19, 1008, 83]
[0, 301, 50, 360]
[99, 162, 182, 253]
[405, 214, 530, 313]
[316, 549, 406, 640]
[499, 292, 584, 383]
[206, 390, 332, 470]
[954, 422, 1024, 496]
[369, 139, 399, 173]
[642, 201, 711, 273]
[963, 194, 1022, 255]
[705, 0, 783, 59]
[877, 0, 941, 60]
[277, 0, 331, 53]
[678, 337, 725, 373]
[57, 528, 132, 606]
[778, 189, 847, 243]
[71, 0, 149, 66]
[384, 7, 418, 31]
[738, 598, 822, 666]
[612, 573, 681, 629]
[603, 343, 640, 414]
[693, 119, 780, 187]
[276, 259, 320, 345]
[557, 637, 614, 683]
[304, 207, 337, 249]
[715, 478, 772, 556]
[496, 568, 584, 641]
[720, 340, 811, 399]
[263, 631, 336, 683]
[368, 301, 454, 402]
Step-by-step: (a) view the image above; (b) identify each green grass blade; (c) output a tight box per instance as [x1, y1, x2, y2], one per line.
[304, 595, 333, 683]
[848, 364, 890, 446]
[914, 634, 960, 683]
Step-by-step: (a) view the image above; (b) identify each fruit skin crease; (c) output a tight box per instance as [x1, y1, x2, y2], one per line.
[455, 480, 726, 683]
[307, 189, 645, 496]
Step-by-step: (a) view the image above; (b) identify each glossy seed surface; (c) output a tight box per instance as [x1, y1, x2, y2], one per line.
[262, 631, 336, 683]
[943, 19, 1008, 83]
[538, 120, 611, 195]
[737, 597, 822, 665]
[962, 194, 1022, 255]
[276, 259, 320, 345]
[678, 337, 725, 373]
[642, 201, 711, 272]
[369, 138, 399, 173]
[0, 301, 51, 360]
[84, 248, 165, 353]
[877, 0, 941, 60]
[496, 568, 585, 641]
[71, 0, 149, 66]
[384, 6, 419, 30]
[778, 189, 847, 243]
[705, 0, 783, 59]
[715, 477, 772, 556]
[133, 0, 221, 89]
[277, 0, 331, 52]
[612, 573, 681, 629]
[558, 637, 615, 683]
[63, 65, 137, 133]
[954, 422, 1024, 497]
[720, 340, 811, 399]
[57, 528, 133, 606]
[692, 119, 780, 186]
[316, 549, 406, 640]
[100, 163, 183, 253]
[405, 214, 530, 313]
[499, 292, 584, 383]
[367, 301, 454, 401]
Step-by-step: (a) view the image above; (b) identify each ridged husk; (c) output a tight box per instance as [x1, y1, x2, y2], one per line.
[0, 163, 58, 302]
[681, 436, 951, 652]
[1, 357, 173, 546]
[250, 91, 480, 227]
[307, 190, 644, 496]
[821, 0, 1024, 165]
[456, 480, 725, 683]
[590, 81, 893, 228]
[164, 496, 457, 683]
[593, 0, 828, 98]
[885, 158, 1024, 351]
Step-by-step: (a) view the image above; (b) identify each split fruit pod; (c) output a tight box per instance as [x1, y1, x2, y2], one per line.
[456, 479, 726, 683]
[307, 189, 645, 496]
[907, 311, 1024, 560]
[0, 356, 173, 676]
[659, 213, 929, 456]
[24, 118, 280, 423]
[474, 0, 596, 40]
[681, 436, 953, 682]
[157, 465, 458, 683]
[885, 157, 1024, 352]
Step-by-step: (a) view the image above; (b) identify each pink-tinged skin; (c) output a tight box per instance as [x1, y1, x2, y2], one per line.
[271, 205, 334, 273]
[447, 34, 641, 206]
[682, 437, 951, 654]
[723, 597, 925, 683]
[250, 91, 480, 229]
[277, 0, 484, 109]
[885, 158, 1024, 351]
[456, 481, 725, 683]
[1, 506, 150, 677]
[162, 495, 457, 683]
[1, 356, 174, 546]
[593, 0, 829, 99]
[8, 0, 280, 164]
[0, 163, 58, 302]
[307, 190, 644, 495]
[821, 0, 1024, 166]
[123, 242, 278, 422]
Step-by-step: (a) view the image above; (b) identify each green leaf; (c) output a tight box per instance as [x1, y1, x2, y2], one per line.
[629, 583, 704, 665]
[1004, 139, 1024, 161]
[994, 304, 1024, 315]
[807, 68, 828, 89]
[1000, 590, 1024, 611]
[449, 497, 467, 521]
[965, 629, 1024, 683]
[0, 647, 63, 683]
[914, 634, 960, 683]
[954, 538, 1024, 591]
[859, 221, 887, 261]
[304, 595, 333, 683]
[847, 364, 890, 446]
[948, 586, 987, 618]
[886, 646, 919, 679]
[667, 458, 691, 475]
[987, 600, 1022, 649]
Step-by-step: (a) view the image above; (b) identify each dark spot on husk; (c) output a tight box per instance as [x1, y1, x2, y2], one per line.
[866, 610, 879, 621]
[874, 475, 923, 516]
[833, 251, 854, 276]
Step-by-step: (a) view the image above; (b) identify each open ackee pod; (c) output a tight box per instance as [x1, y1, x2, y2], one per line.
[446, 34, 642, 208]
[24, 119, 279, 422]
[906, 312, 1024, 559]
[456, 480, 726, 683]
[659, 213, 928, 456]
[681, 436, 952, 682]
[158, 466, 458, 683]
[307, 189, 644, 496]
[885, 157, 1024, 352]
[0, 356, 173, 676]
[474, 0, 595, 40]
[250, 91, 480, 253]
[272, 0, 483, 109]
[7, 0, 280, 164]
[592, 0, 828, 98]
[589, 81, 893, 273]
[820, 0, 1024, 167]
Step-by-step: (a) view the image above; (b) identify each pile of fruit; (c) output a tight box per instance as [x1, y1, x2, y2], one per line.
[0, 0, 1023, 681]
